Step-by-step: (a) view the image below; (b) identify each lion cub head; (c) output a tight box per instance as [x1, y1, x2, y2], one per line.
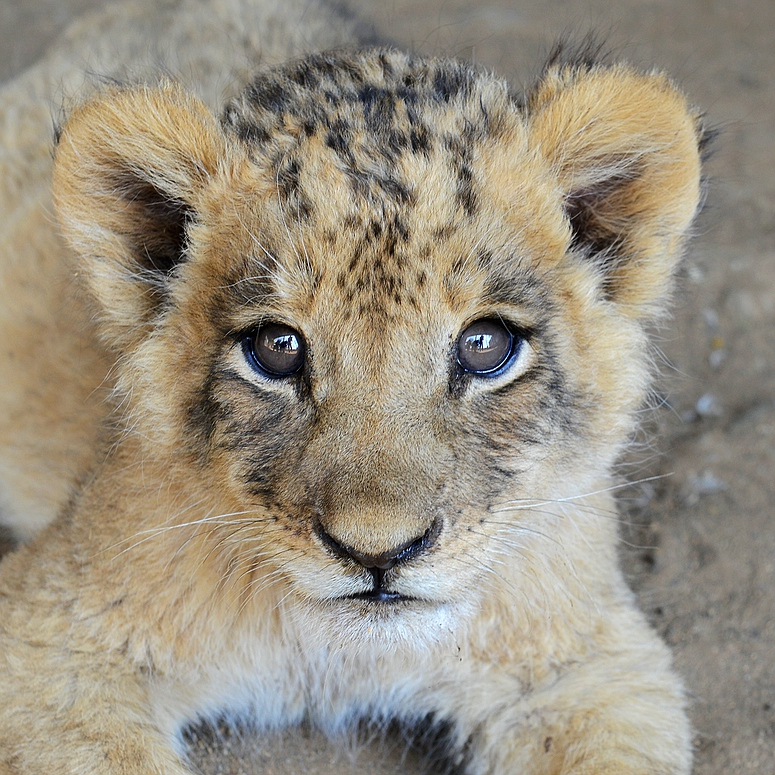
[52, 50, 703, 639]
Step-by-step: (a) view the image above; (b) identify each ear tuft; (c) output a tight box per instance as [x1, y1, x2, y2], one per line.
[541, 34, 612, 75]
[526, 62, 705, 317]
[53, 82, 230, 351]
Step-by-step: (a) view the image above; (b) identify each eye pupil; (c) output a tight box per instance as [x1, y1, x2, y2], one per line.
[248, 323, 305, 376]
[457, 319, 515, 375]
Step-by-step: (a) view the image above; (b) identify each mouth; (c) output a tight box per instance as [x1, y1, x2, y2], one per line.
[345, 589, 415, 603]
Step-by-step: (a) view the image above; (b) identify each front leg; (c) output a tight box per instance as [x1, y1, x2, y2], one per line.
[0, 638, 193, 775]
[453, 627, 692, 775]
[0, 539, 197, 775]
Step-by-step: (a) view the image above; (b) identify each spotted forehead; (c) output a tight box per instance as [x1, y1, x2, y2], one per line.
[222, 48, 518, 147]
[222, 49, 521, 211]
[214, 50, 556, 325]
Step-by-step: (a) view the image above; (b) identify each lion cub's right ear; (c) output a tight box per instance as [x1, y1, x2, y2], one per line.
[53, 83, 234, 352]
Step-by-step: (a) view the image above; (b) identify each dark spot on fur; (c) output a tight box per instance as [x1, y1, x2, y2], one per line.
[477, 248, 493, 268]
[373, 175, 412, 204]
[325, 119, 354, 162]
[392, 215, 410, 243]
[455, 162, 477, 216]
[410, 125, 432, 155]
[241, 122, 272, 144]
[324, 90, 341, 106]
[186, 368, 226, 461]
[246, 78, 290, 115]
[368, 220, 383, 240]
[383, 217, 409, 257]
[222, 105, 272, 144]
[444, 135, 478, 216]
[433, 223, 457, 242]
[385, 129, 410, 157]
[451, 255, 466, 276]
[359, 83, 397, 135]
[289, 60, 321, 90]
[277, 158, 313, 220]
[402, 69, 419, 89]
[384, 233, 398, 259]
[378, 52, 395, 79]
[307, 269, 322, 294]
[433, 63, 474, 102]
[348, 241, 364, 272]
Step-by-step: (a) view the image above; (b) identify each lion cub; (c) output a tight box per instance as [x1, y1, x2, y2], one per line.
[0, 0, 705, 772]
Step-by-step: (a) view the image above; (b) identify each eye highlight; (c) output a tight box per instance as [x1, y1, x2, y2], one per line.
[244, 322, 305, 377]
[456, 318, 520, 376]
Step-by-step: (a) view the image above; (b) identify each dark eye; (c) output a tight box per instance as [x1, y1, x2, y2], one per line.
[245, 322, 305, 377]
[456, 319, 517, 375]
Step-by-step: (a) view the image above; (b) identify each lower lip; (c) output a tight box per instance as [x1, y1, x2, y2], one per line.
[346, 590, 412, 603]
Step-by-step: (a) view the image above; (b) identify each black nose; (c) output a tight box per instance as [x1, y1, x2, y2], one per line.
[315, 519, 440, 571]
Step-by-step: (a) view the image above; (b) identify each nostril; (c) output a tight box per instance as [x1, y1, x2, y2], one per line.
[314, 520, 352, 563]
[315, 518, 441, 570]
[392, 524, 437, 566]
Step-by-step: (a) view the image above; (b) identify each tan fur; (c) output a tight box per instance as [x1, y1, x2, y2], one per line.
[0, 2, 704, 773]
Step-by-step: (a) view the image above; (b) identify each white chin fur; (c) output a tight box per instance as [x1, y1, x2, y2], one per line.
[291, 596, 471, 659]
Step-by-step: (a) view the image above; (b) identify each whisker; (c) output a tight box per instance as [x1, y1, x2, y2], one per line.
[102, 508, 276, 560]
[491, 473, 673, 513]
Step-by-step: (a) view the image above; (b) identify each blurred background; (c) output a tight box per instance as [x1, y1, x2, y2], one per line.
[1, 1, 772, 773]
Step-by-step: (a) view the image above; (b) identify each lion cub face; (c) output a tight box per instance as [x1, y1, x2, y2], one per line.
[53, 51, 702, 636]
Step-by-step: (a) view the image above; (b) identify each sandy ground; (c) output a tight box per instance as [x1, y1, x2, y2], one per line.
[0, 0, 773, 773]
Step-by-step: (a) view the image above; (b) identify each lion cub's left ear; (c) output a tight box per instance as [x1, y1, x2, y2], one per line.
[53, 83, 233, 352]
[526, 62, 706, 318]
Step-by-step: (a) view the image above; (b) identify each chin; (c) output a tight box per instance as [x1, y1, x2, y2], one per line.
[290, 591, 470, 658]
